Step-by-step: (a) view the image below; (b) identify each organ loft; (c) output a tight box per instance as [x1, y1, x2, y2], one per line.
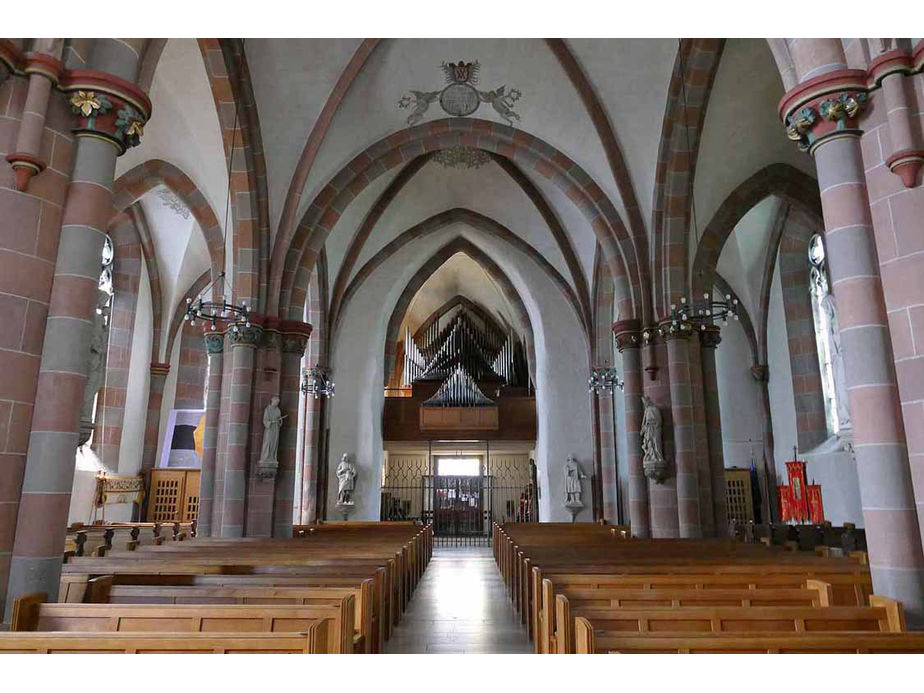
[0, 24, 923, 665]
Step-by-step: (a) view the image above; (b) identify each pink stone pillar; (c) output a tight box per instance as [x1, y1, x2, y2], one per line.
[614, 320, 649, 537]
[699, 326, 728, 536]
[4, 40, 150, 618]
[219, 325, 260, 537]
[141, 363, 169, 472]
[815, 135, 924, 623]
[0, 44, 74, 621]
[688, 335, 715, 538]
[780, 42, 924, 622]
[196, 331, 223, 537]
[662, 325, 702, 538]
[643, 335, 679, 538]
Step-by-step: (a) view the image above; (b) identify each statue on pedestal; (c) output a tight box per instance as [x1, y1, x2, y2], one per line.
[336, 453, 357, 507]
[564, 455, 586, 520]
[641, 395, 668, 483]
[256, 396, 285, 480]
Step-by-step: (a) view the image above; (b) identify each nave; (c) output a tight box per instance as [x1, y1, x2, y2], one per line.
[385, 547, 531, 654]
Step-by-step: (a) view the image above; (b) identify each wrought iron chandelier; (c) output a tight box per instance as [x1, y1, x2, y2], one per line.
[588, 367, 624, 394]
[667, 292, 739, 331]
[184, 271, 251, 332]
[301, 365, 335, 399]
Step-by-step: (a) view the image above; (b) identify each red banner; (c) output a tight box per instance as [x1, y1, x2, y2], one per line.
[778, 485, 792, 523]
[806, 484, 825, 524]
[786, 461, 808, 522]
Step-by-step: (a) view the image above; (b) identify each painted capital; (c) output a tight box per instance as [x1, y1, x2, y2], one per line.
[698, 324, 722, 349]
[60, 69, 151, 155]
[657, 319, 694, 340]
[280, 319, 313, 355]
[779, 69, 869, 154]
[204, 332, 225, 355]
[228, 324, 263, 347]
[612, 319, 641, 352]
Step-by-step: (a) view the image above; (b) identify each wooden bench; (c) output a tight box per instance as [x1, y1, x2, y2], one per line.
[541, 580, 833, 654]
[552, 595, 904, 654]
[84, 577, 376, 653]
[573, 618, 924, 653]
[530, 568, 873, 651]
[0, 631, 325, 654]
[11, 593, 355, 654]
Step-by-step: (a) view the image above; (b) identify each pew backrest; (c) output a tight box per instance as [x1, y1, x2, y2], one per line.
[0, 630, 323, 654]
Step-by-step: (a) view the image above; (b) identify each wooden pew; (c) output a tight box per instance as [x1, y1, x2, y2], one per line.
[543, 581, 832, 654]
[552, 596, 905, 654]
[573, 618, 924, 653]
[84, 577, 376, 654]
[0, 631, 326, 654]
[12, 593, 356, 654]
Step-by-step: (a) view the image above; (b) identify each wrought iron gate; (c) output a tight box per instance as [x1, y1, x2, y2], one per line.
[380, 447, 538, 546]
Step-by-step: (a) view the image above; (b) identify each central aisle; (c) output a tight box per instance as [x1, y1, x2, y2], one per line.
[385, 546, 533, 654]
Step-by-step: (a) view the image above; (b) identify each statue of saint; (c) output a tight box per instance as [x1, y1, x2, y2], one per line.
[564, 455, 586, 506]
[336, 454, 357, 505]
[79, 290, 111, 446]
[259, 396, 285, 465]
[821, 293, 851, 429]
[641, 395, 668, 483]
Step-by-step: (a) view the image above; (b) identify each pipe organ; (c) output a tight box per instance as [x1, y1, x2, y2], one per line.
[401, 307, 528, 407]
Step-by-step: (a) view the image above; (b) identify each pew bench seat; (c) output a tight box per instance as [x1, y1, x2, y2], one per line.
[0, 631, 324, 654]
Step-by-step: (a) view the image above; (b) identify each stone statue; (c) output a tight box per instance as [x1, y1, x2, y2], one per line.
[336, 454, 357, 505]
[79, 290, 111, 446]
[256, 396, 285, 480]
[641, 395, 668, 483]
[564, 455, 586, 508]
[821, 293, 851, 429]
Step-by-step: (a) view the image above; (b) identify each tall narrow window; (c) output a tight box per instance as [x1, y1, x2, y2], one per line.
[808, 233, 850, 435]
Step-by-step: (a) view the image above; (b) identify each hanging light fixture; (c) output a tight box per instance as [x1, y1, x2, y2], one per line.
[588, 367, 624, 394]
[184, 271, 250, 332]
[665, 292, 739, 332]
[301, 365, 335, 399]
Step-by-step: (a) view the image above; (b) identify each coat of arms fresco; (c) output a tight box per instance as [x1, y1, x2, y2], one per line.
[398, 60, 523, 126]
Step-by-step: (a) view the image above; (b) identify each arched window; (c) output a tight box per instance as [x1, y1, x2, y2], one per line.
[808, 233, 850, 436]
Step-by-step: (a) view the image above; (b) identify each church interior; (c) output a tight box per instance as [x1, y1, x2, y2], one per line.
[1, 29, 924, 662]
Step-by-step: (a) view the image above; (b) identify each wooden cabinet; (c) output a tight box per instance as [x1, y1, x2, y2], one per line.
[147, 469, 200, 523]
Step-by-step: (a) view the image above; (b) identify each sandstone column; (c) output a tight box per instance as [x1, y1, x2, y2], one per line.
[4, 38, 150, 617]
[660, 322, 701, 538]
[196, 331, 224, 537]
[220, 324, 260, 537]
[699, 326, 728, 536]
[781, 40, 924, 623]
[613, 320, 649, 537]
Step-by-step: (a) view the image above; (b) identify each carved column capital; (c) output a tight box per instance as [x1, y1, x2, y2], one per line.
[779, 69, 869, 154]
[204, 332, 225, 355]
[280, 319, 313, 355]
[228, 323, 263, 348]
[612, 318, 641, 352]
[59, 69, 151, 155]
[657, 319, 694, 340]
